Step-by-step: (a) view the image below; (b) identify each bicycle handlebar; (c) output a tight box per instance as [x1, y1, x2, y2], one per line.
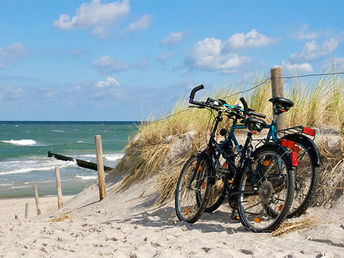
[189, 84, 204, 104]
[188, 85, 266, 118]
[239, 97, 266, 118]
[239, 97, 248, 116]
[248, 111, 266, 119]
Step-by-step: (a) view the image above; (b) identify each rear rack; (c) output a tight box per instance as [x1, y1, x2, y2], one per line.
[277, 126, 316, 140]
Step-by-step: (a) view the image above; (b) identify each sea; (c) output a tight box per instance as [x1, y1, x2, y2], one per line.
[0, 121, 138, 198]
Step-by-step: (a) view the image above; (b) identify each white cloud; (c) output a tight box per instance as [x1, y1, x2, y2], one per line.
[293, 24, 319, 40]
[93, 55, 129, 74]
[160, 30, 190, 46]
[226, 29, 275, 49]
[188, 37, 250, 73]
[282, 61, 314, 73]
[156, 52, 174, 64]
[54, 0, 130, 38]
[0, 43, 28, 68]
[126, 14, 151, 32]
[96, 77, 120, 88]
[186, 30, 274, 73]
[290, 38, 339, 62]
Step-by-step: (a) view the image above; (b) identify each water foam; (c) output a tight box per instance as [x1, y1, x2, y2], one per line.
[52, 130, 65, 133]
[75, 175, 97, 180]
[78, 153, 124, 162]
[1, 139, 37, 146]
[104, 153, 124, 161]
[0, 159, 76, 176]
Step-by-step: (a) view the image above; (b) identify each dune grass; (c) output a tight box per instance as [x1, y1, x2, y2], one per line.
[111, 75, 344, 203]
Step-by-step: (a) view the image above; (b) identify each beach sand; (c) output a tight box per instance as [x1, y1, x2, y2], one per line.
[0, 196, 75, 224]
[0, 178, 343, 258]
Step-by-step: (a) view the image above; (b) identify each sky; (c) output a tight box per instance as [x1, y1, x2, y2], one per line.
[0, 0, 343, 121]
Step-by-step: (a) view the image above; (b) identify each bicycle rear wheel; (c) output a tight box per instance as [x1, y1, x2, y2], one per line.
[175, 155, 211, 223]
[237, 146, 295, 232]
[285, 139, 319, 218]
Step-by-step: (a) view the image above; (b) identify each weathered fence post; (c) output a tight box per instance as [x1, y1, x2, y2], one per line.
[33, 184, 41, 215]
[270, 66, 285, 130]
[25, 203, 29, 218]
[95, 135, 106, 200]
[55, 167, 63, 209]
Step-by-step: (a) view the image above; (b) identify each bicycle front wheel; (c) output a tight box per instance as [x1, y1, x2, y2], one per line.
[175, 155, 211, 223]
[205, 178, 225, 213]
[237, 146, 295, 232]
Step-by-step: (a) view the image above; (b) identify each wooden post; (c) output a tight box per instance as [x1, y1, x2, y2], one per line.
[33, 184, 41, 215]
[95, 135, 106, 200]
[25, 203, 29, 218]
[270, 66, 285, 130]
[55, 167, 63, 209]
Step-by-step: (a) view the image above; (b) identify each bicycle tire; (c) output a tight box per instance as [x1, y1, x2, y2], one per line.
[205, 157, 236, 213]
[237, 145, 295, 232]
[175, 155, 211, 223]
[284, 138, 319, 218]
[204, 180, 226, 213]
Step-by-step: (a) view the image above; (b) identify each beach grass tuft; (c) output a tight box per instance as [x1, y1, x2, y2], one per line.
[50, 213, 72, 222]
[271, 217, 318, 236]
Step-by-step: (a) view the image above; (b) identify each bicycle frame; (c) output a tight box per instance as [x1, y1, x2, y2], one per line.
[200, 110, 259, 197]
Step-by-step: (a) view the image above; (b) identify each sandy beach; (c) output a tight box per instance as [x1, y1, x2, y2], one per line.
[0, 176, 343, 258]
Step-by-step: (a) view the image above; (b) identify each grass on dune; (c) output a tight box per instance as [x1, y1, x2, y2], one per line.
[111, 74, 344, 203]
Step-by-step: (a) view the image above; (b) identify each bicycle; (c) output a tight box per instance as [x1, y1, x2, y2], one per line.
[208, 97, 321, 218]
[175, 85, 295, 232]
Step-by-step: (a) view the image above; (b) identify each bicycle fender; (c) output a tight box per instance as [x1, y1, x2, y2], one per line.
[198, 152, 216, 185]
[252, 143, 292, 168]
[281, 134, 321, 167]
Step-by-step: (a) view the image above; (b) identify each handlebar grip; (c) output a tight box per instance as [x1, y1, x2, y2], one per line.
[249, 111, 266, 119]
[239, 97, 248, 115]
[191, 100, 203, 106]
[189, 84, 204, 103]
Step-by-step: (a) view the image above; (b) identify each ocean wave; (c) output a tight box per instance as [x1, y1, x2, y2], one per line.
[79, 154, 96, 158]
[78, 153, 124, 162]
[10, 185, 29, 189]
[52, 130, 65, 133]
[75, 175, 97, 180]
[104, 153, 124, 161]
[0, 159, 76, 176]
[1, 139, 37, 146]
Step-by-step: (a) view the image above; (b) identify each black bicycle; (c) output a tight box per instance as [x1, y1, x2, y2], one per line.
[204, 96, 320, 219]
[175, 85, 295, 232]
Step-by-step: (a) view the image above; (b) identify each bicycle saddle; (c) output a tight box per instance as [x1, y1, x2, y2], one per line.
[269, 97, 294, 108]
[269, 97, 294, 115]
[245, 117, 267, 132]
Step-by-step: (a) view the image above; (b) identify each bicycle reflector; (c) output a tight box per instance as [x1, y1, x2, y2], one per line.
[281, 139, 295, 148]
[290, 151, 298, 167]
[303, 127, 315, 136]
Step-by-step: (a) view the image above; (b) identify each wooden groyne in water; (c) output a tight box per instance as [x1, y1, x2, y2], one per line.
[48, 151, 113, 172]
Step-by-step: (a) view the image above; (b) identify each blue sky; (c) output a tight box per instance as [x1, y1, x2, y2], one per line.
[0, 0, 343, 121]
